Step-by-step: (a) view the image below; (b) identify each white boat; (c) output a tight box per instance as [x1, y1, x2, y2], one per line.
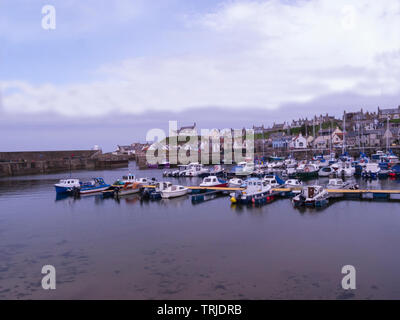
[161, 185, 189, 198]
[292, 185, 329, 207]
[285, 179, 302, 187]
[136, 177, 157, 185]
[338, 162, 355, 177]
[54, 179, 80, 194]
[326, 178, 359, 198]
[318, 166, 335, 177]
[230, 178, 272, 204]
[228, 178, 245, 188]
[183, 163, 210, 177]
[199, 176, 228, 188]
[143, 181, 173, 200]
[119, 174, 136, 183]
[232, 161, 254, 176]
[284, 179, 302, 194]
[263, 176, 280, 188]
[115, 174, 156, 186]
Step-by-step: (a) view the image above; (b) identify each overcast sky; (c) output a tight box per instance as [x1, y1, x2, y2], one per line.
[1, 0, 400, 151]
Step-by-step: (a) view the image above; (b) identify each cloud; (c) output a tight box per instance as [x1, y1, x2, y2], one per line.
[1, 0, 400, 117]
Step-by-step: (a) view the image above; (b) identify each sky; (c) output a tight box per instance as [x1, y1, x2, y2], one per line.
[0, 0, 400, 151]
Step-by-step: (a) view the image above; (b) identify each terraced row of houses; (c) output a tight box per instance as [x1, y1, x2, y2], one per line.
[253, 106, 400, 151]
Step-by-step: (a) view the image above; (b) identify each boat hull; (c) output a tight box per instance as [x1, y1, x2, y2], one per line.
[161, 189, 188, 199]
[54, 185, 75, 194]
[80, 185, 110, 195]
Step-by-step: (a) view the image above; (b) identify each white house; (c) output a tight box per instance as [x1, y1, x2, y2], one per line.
[291, 133, 307, 149]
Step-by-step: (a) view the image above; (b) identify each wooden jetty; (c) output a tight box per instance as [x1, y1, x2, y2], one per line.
[141, 185, 400, 201]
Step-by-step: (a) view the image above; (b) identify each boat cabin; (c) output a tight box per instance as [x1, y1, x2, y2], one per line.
[58, 179, 80, 186]
[122, 174, 136, 182]
[327, 179, 344, 187]
[286, 179, 301, 186]
[302, 185, 324, 198]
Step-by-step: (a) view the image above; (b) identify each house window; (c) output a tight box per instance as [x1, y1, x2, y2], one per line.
[299, 142, 303, 147]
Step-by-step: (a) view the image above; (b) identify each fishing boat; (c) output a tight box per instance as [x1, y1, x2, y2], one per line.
[326, 178, 358, 198]
[318, 166, 335, 177]
[338, 162, 355, 177]
[179, 163, 209, 177]
[114, 173, 136, 184]
[285, 179, 302, 188]
[161, 185, 189, 199]
[362, 163, 381, 179]
[263, 175, 285, 188]
[230, 178, 273, 205]
[284, 179, 302, 194]
[294, 163, 319, 179]
[228, 178, 245, 188]
[292, 185, 329, 207]
[79, 178, 111, 195]
[113, 181, 143, 197]
[54, 179, 80, 194]
[199, 176, 228, 188]
[136, 177, 158, 185]
[142, 181, 173, 200]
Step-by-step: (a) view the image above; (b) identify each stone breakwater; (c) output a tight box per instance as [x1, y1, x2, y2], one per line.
[0, 150, 128, 177]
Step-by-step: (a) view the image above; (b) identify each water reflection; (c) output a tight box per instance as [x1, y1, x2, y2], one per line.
[1, 165, 400, 299]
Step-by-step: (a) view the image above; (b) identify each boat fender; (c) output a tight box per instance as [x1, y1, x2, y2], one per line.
[230, 196, 237, 203]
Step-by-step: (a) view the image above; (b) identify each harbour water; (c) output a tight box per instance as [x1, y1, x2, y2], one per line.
[1, 162, 400, 299]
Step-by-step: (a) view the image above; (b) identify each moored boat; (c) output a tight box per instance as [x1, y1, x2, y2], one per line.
[295, 163, 319, 179]
[362, 163, 381, 179]
[228, 178, 245, 188]
[292, 185, 329, 207]
[161, 185, 189, 199]
[199, 176, 228, 188]
[318, 166, 335, 177]
[230, 178, 273, 205]
[113, 181, 143, 197]
[54, 178, 80, 194]
[79, 178, 111, 195]
[142, 181, 173, 200]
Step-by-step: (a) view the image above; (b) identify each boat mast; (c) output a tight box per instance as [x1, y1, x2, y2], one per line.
[386, 117, 389, 152]
[342, 111, 346, 155]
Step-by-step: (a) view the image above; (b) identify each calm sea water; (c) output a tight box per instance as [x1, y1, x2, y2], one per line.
[1, 162, 400, 300]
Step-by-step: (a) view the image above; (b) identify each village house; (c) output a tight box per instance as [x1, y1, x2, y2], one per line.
[331, 127, 343, 147]
[313, 135, 328, 149]
[290, 133, 307, 149]
[382, 127, 400, 146]
[344, 109, 379, 132]
[270, 132, 291, 149]
[344, 131, 358, 147]
[378, 106, 400, 120]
